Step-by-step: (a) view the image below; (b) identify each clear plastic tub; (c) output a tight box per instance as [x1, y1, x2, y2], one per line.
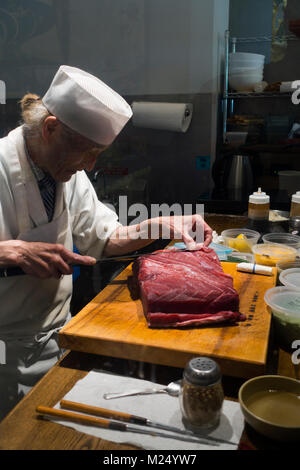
[252, 243, 298, 267]
[276, 259, 300, 274]
[279, 269, 300, 290]
[264, 287, 300, 350]
[221, 229, 260, 253]
[262, 233, 300, 249]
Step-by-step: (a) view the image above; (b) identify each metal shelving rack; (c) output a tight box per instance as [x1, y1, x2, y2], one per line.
[222, 30, 299, 142]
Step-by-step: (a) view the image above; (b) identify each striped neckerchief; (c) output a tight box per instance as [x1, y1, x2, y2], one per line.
[24, 140, 56, 221]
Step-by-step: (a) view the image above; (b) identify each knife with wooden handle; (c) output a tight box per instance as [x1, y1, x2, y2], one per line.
[0, 249, 190, 277]
[60, 400, 236, 446]
[36, 404, 219, 445]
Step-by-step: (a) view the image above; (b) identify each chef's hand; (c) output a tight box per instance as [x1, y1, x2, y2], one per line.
[0, 240, 96, 279]
[156, 214, 213, 250]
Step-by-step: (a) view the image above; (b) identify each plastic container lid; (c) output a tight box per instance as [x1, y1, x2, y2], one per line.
[249, 188, 270, 205]
[208, 242, 233, 254]
[292, 191, 300, 204]
[264, 286, 300, 320]
[279, 268, 300, 290]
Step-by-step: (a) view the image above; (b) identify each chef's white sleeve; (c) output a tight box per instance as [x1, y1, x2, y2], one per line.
[67, 171, 122, 259]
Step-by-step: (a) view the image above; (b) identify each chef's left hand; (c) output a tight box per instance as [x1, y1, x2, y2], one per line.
[158, 214, 213, 250]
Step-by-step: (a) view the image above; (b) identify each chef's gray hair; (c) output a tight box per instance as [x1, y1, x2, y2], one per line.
[20, 93, 105, 151]
[20, 94, 50, 138]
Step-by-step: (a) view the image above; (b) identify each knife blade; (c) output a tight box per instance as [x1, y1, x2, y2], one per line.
[0, 249, 191, 277]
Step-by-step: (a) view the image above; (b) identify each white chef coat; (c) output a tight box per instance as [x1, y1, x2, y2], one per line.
[0, 126, 120, 419]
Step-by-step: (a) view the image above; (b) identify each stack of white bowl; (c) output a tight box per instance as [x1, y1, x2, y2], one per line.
[229, 52, 265, 92]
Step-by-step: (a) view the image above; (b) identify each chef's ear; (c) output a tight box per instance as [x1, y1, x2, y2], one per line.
[41, 116, 60, 143]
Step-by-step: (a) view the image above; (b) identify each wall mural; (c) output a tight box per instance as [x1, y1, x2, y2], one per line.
[271, 0, 288, 62]
[0, 0, 145, 97]
[0, 0, 69, 97]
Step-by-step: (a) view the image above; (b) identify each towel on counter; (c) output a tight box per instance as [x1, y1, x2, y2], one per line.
[51, 370, 244, 450]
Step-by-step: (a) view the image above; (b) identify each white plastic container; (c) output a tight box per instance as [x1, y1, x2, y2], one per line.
[290, 191, 300, 217]
[221, 228, 260, 253]
[248, 188, 270, 221]
[229, 76, 264, 92]
[279, 268, 300, 290]
[252, 243, 298, 267]
[264, 287, 300, 349]
[229, 52, 265, 62]
[262, 232, 300, 249]
[229, 66, 264, 74]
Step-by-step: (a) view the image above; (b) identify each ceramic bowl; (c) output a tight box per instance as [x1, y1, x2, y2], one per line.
[239, 375, 300, 442]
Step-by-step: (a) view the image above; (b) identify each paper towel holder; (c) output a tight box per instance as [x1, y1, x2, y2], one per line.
[131, 102, 193, 133]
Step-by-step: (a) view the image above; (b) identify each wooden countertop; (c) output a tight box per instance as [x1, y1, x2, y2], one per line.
[0, 348, 298, 451]
[0, 213, 299, 451]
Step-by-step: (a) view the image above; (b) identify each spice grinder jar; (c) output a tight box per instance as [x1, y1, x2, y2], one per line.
[179, 357, 224, 431]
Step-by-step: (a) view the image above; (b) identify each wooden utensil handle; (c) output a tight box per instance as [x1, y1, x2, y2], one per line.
[60, 400, 147, 425]
[36, 406, 126, 431]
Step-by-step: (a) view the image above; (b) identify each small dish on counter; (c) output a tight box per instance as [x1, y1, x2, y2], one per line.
[239, 375, 300, 442]
[262, 232, 300, 249]
[252, 243, 298, 267]
[221, 229, 260, 253]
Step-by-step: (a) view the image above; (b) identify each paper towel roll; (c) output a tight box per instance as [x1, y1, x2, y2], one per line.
[132, 102, 193, 133]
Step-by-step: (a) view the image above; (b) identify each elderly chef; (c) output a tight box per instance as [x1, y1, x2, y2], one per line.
[0, 65, 213, 419]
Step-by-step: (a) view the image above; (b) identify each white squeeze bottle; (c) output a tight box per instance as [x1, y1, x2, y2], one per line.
[290, 191, 300, 217]
[248, 188, 270, 221]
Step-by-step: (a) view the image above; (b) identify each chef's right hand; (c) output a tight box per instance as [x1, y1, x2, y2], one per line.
[0, 240, 96, 279]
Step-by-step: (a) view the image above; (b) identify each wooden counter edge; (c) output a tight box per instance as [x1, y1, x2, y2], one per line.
[0, 351, 139, 450]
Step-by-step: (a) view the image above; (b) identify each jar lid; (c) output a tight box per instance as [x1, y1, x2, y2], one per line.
[249, 188, 270, 205]
[183, 357, 221, 386]
[292, 191, 300, 204]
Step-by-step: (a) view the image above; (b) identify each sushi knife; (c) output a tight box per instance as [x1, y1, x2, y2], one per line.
[0, 249, 191, 277]
[36, 405, 218, 446]
[60, 399, 237, 447]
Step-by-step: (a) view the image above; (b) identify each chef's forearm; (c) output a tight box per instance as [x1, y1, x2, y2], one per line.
[103, 218, 161, 257]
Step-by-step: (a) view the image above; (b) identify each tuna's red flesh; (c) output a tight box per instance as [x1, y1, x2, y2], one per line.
[133, 248, 245, 328]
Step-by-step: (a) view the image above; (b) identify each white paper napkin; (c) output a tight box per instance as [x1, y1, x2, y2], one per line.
[53, 370, 244, 450]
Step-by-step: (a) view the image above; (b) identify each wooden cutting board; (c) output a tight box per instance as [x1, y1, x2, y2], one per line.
[59, 262, 276, 378]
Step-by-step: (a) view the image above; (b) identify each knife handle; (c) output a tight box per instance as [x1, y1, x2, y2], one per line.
[36, 405, 127, 431]
[60, 399, 147, 426]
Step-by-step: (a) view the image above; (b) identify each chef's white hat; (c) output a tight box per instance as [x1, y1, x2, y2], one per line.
[42, 65, 132, 146]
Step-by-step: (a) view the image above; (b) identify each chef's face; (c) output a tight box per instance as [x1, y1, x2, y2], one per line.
[47, 144, 104, 182]
[42, 117, 107, 182]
